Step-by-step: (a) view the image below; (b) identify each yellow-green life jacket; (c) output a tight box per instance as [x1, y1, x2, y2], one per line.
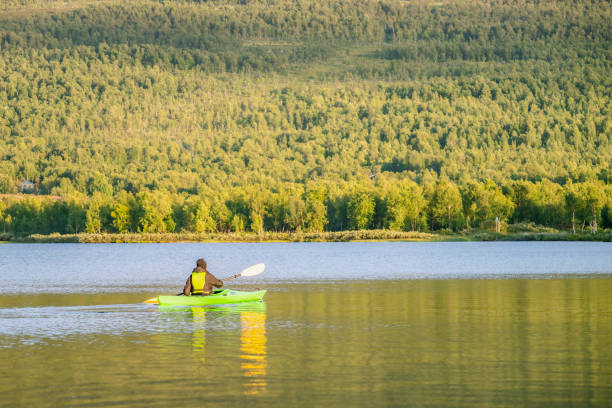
[191, 271, 206, 294]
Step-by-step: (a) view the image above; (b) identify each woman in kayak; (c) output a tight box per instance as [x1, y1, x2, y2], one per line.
[183, 258, 224, 296]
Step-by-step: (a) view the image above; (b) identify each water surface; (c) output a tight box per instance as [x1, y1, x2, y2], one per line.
[0, 242, 610, 407]
[1, 241, 610, 295]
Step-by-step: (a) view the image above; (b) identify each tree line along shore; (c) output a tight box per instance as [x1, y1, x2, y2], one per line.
[1, 177, 611, 242]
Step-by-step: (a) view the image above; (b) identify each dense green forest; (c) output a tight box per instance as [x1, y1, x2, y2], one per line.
[0, 0, 611, 237]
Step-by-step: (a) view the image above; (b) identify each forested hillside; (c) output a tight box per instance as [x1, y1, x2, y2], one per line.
[0, 0, 611, 236]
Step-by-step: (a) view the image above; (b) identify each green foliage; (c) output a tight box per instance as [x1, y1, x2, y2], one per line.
[135, 191, 175, 232]
[230, 213, 245, 233]
[578, 182, 606, 233]
[0, 200, 6, 233]
[602, 199, 612, 229]
[383, 180, 426, 231]
[184, 198, 216, 233]
[64, 195, 87, 234]
[462, 180, 515, 229]
[0, 0, 610, 195]
[88, 174, 113, 196]
[1, 179, 611, 236]
[111, 203, 131, 233]
[0, 0, 610, 237]
[347, 190, 375, 230]
[428, 180, 463, 231]
[85, 200, 101, 233]
[303, 185, 328, 232]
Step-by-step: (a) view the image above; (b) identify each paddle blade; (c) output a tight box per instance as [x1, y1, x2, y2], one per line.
[144, 297, 159, 304]
[241, 262, 265, 277]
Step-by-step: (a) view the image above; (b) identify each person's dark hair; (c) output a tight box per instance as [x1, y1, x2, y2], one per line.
[196, 258, 207, 269]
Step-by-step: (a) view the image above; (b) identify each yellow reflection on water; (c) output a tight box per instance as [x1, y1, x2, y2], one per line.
[240, 308, 267, 395]
[191, 307, 206, 364]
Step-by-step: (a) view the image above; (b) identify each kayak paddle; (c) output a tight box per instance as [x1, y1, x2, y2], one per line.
[221, 262, 265, 282]
[143, 263, 265, 304]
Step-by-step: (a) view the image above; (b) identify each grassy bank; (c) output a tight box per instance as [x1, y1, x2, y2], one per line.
[465, 231, 612, 242]
[3, 230, 611, 243]
[11, 230, 438, 243]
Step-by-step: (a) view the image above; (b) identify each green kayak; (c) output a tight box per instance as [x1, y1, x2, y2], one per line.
[157, 289, 266, 306]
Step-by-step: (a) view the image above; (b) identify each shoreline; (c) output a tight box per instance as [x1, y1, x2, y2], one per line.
[1, 230, 611, 243]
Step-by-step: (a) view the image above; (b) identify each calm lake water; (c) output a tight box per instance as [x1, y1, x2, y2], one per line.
[0, 242, 611, 407]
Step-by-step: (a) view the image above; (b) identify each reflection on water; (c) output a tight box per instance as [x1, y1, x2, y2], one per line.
[2, 241, 611, 407]
[157, 303, 268, 395]
[1, 278, 611, 407]
[191, 307, 207, 365]
[241, 308, 267, 395]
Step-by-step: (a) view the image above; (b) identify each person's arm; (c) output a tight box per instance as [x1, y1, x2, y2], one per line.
[207, 272, 224, 288]
[183, 275, 192, 296]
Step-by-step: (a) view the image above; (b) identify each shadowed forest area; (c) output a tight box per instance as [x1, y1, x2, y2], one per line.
[0, 0, 611, 238]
